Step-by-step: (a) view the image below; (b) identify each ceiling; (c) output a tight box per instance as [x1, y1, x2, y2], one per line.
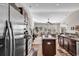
[23, 3, 79, 23]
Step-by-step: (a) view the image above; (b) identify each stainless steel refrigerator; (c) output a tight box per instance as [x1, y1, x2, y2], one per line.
[9, 5, 26, 56]
[0, 3, 33, 56]
[0, 4, 26, 56]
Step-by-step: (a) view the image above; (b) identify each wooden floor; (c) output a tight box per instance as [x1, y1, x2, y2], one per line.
[32, 36, 71, 56]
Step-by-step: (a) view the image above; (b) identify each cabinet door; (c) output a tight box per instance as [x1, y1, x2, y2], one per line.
[68, 39, 71, 52]
[60, 37, 64, 48]
[63, 38, 69, 50]
[71, 40, 76, 56]
[69, 39, 76, 56]
[58, 36, 61, 46]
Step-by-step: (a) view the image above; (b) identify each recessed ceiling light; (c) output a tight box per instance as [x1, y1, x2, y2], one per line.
[35, 4, 39, 7]
[56, 3, 60, 6]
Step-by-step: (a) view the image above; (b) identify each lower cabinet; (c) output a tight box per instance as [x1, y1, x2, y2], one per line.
[42, 39, 56, 56]
[63, 38, 69, 51]
[68, 39, 76, 56]
[58, 36, 77, 56]
[58, 36, 64, 48]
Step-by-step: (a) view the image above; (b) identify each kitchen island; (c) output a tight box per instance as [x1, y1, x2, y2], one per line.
[42, 35, 56, 56]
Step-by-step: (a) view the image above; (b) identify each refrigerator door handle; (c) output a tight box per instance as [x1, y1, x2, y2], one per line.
[10, 21, 15, 56]
[7, 20, 13, 56]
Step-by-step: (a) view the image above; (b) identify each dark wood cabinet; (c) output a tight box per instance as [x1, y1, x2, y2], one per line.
[58, 36, 64, 48]
[63, 38, 69, 51]
[42, 39, 56, 56]
[68, 39, 76, 56]
[58, 35, 78, 56]
[60, 37, 64, 48]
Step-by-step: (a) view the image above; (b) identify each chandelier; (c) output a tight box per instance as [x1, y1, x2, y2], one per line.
[47, 18, 52, 24]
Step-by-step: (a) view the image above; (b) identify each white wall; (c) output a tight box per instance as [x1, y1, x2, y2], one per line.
[62, 10, 79, 27]
[61, 10, 79, 33]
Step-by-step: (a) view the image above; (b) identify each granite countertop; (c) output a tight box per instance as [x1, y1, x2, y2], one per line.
[59, 35, 79, 42]
[60, 35, 68, 37]
[70, 37, 79, 42]
[42, 35, 56, 40]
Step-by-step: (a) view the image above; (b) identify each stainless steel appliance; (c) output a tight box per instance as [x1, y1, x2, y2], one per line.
[0, 3, 8, 56]
[0, 3, 33, 56]
[10, 5, 26, 56]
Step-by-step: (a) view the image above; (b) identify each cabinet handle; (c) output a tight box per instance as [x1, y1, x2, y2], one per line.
[47, 42, 51, 45]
